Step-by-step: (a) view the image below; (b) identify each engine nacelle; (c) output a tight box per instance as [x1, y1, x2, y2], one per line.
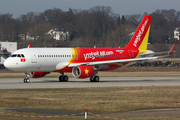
[29, 72, 49, 78]
[72, 65, 94, 79]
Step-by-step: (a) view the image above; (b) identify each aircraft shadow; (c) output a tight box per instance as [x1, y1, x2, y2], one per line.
[31, 79, 175, 83]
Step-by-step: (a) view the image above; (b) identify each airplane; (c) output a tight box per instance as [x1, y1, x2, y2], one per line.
[4, 16, 177, 83]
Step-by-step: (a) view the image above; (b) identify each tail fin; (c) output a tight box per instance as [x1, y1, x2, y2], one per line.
[125, 16, 151, 53]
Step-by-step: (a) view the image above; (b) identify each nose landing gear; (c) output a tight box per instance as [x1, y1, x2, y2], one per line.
[24, 72, 30, 83]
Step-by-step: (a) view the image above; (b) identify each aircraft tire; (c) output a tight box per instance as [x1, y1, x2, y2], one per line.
[26, 79, 30, 83]
[24, 78, 30, 83]
[59, 76, 63, 82]
[63, 75, 68, 82]
[90, 76, 94, 82]
[94, 76, 99, 82]
[24, 78, 27, 83]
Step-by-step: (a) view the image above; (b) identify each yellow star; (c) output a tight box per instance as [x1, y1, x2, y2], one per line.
[84, 68, 89, 75]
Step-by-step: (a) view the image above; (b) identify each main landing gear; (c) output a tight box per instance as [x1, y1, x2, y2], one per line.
[24, 72, 30, 83]
[59, 72, 69, 82]
[90, 76, 100, 82]
[89, 70, 99, 82]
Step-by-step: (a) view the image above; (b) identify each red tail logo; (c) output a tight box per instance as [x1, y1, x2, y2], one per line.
[125, 16, 151, 50]
[133, 18, 148, 47]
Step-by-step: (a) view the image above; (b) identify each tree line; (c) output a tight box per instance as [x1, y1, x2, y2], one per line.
[0, 6, 180, 48]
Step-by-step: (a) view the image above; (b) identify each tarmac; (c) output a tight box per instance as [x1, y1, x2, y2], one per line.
[0, 76, 180, 89]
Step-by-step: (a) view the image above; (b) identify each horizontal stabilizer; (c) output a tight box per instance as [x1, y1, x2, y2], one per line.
[140, 42, 177, 58]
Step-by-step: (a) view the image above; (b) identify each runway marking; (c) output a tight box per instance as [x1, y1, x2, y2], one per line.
[0, 111, 84, 118]
[88, 112, 125, 120]
[0, 111, 125, 120]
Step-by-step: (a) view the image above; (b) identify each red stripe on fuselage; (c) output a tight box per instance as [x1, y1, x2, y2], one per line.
[71, 48, 139, 63]
[55, 48, 139, 72]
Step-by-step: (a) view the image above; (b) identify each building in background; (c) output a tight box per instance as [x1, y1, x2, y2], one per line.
[0, 42, 17, 65]
[46, 28, 69, 41]
[174, 27, 180, 40]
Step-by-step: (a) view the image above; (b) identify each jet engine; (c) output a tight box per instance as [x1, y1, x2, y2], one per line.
[29, 72, 49, 78]
[72, 65, 94, 78]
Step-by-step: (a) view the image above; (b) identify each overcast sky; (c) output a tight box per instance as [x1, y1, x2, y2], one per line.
[1, 0, 180, 18]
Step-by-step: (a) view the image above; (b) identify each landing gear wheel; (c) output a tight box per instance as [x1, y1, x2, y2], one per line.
[63, 75, 68, 82]
[90, 76, 94, 82]
[24, 78, 27, 83]
[59, 75, 69, 82]
[26, 78, 30, 83]
[90, 76, 99, 82]
[59, 76, 63, 82]
[24, 78, 30, 83]
[94, 76, 99, 82]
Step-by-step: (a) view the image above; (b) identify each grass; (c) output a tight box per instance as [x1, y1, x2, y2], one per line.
[0, 86, 180, 113]
[0, 86, 180, 120]
[1, 68, 180, 120]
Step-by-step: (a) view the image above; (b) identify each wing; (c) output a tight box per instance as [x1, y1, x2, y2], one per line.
[68, 56, 158, 67]
[68, 42, 177, 67]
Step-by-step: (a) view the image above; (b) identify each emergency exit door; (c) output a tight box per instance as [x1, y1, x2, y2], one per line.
[29, 50, 37, 63]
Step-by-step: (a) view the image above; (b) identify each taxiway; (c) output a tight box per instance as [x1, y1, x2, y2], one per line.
[0, 77, 180, 89]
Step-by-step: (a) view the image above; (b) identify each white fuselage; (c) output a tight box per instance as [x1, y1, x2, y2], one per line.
[4, 48, 73, 72]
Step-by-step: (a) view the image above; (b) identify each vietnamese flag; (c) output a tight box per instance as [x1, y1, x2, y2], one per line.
[21, 58, 26, 62]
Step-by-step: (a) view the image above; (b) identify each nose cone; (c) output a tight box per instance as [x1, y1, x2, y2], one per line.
[4, 58, 25, 71]
[4, 58, 11, 70]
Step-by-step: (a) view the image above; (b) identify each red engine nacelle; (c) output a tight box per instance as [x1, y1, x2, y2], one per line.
[29, 72, 49, 78]
[72, 65, 94, 78]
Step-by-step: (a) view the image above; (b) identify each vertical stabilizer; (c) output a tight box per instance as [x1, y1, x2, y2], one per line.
[125, 16, 151, 53]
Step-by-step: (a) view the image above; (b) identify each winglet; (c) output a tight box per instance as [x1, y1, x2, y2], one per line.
[27, 44, 31, 48]
[168, 42, 177, 55]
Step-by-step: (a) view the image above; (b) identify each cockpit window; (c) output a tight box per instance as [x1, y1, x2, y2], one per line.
[21, 54, 25, 58]
[11, 54, 17, 57]
[11, 54, 25, 58]
[17, 54, 21, 58]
